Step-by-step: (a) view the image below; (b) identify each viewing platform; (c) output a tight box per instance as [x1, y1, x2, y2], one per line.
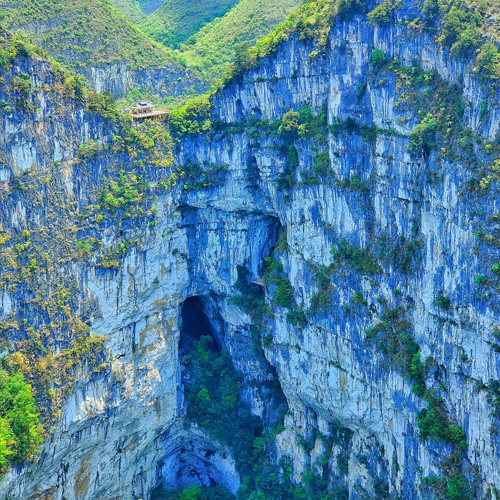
[251, 277, 265, 287]
[125, 101, 170, 122]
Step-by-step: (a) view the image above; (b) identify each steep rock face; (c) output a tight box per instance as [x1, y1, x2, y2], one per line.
[179, 9, 500, 492]
[1, 0, 500, 499]
[86, 62, 203, 99]
[0, 56, 111, 181]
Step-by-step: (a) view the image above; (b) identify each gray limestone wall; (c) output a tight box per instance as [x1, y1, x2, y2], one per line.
[1, 0, 500, 498]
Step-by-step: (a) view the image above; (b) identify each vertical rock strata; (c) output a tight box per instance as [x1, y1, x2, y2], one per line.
[1, 0, 500, 498]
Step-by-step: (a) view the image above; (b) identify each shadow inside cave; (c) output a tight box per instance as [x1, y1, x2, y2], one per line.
[179, 296, 220, 357]
[149, 296, 237, 499]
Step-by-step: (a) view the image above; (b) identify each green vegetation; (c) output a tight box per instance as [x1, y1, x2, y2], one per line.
[274, 279, 294, 308]
[176, 0, 301, 85]
[352, 291, 367, 307]
[92, 0, 302, 90]
[287, 309, 308, 328]
[375, 235, 423, 275]
[169, 95, 212, 135]
[181, 333, 349, 500]
[331, 238, 381, 275]
[0, 369, 43, 474]
[391, 64, 464, 156]
[420, 0, 500, 82]
[370, 49, 390, 72]
[142, 0, 239, 48]
[434, 294, 452, 310]
[277, 145, 300, 190]
[310, 266, 333, 311]
[330, 116, 387, 144]
[409, 113, 441, 155]
[446, 472, 471, 500]
[98, 173, 151, 212]
[229, 265, 268, 324]
[262, 257, 295, 309]
[475, 41, 500, 81]
[312, 151, 331, 176]
[335, 175, 370, 192]
[364, 307, 427, 393]
[367, 0, 401, 25]
[183, 335, 264, 469]
[108, 0, 145, 25]
[152, 485, 234, 500]
[437, 5, 484, 57]
[417, 395, 467, 450]
[0, 0, 182, 72]
[0, 31, 53, 76]
[486, 380, 500, 417]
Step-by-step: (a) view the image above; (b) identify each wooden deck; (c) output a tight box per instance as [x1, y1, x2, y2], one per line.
[131, 110, 170, 121]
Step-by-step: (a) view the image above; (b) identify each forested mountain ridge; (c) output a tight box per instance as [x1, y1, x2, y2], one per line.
[175, 0, 303, 86]
[0, 0, 302, 101]
[0, 0, 180, 70]
[109, 0, 303, 89]
[141, 0, 240, 48]
[0, 0, 201, 98]
[108, 0, 146, 25]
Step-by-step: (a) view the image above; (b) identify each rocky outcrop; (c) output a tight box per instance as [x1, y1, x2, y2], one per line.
[0, 56, 111, 181]
[1, 0, 500, 498]
[86, 62, 203, 99]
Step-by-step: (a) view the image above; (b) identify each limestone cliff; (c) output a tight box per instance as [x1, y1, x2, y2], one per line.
[1, 0, 500, 499]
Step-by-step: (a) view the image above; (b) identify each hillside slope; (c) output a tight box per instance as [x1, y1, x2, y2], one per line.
[139, 0, 167, 14]
[177, 0, 302, 84]
[0, 0, 198, 97]
[141, 0, 239, 48]
[108, 0, 167, 20]
[108, 0, 145, 24]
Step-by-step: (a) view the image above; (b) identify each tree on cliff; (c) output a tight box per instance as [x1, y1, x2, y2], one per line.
[0, 370, 43, 474]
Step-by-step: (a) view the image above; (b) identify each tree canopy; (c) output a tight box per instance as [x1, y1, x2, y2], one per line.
[0, 369, 43, 474]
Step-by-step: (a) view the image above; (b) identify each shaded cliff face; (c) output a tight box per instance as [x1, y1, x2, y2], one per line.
[1, 0, 500, 499]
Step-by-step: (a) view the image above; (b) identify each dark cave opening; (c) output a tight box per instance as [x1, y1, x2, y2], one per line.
[151, 290, 290, 500]
[151, 295, 236, 498]
[179, 296, 220, 357]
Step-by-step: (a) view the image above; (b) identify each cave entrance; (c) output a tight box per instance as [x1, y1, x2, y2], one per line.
[149, 296, 238, 498]
[179, 296, 220, 357]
